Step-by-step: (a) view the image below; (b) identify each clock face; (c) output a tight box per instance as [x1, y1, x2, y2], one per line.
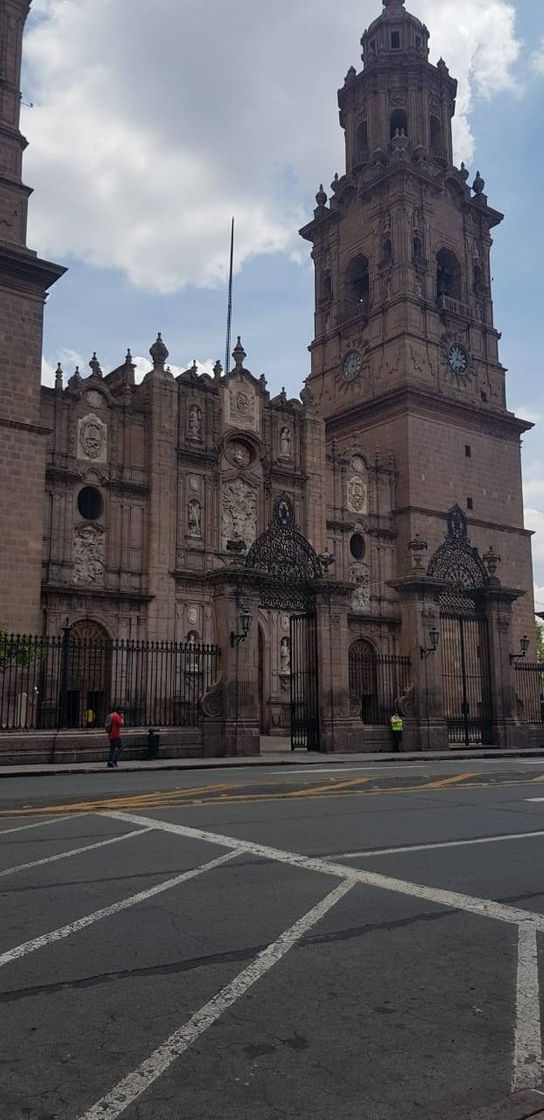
[448, 343, 469, 375]
[342, 350, 362, 381]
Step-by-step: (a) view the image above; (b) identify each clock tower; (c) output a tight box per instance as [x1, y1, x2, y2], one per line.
[300, 0, 536, 748]
[300, 0, 507, 414]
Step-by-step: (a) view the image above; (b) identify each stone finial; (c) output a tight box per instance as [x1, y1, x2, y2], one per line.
[191, 359, 198, 375]
[233, 337, 246, 372]
[315, 184, 327, 210]
[55, 362, 63, 391]
[150, 332, 169, 370]
[473, 170, 485, 196]
[483, 545, 501, 579]
[460, 162, 470, 183]
[125, 348, 134, 366]
[330, 172, 340, 193]
[89, 352, 102, 378]
[279, 386, 287, 403]
[408, 533, 429, 572]
[213, 359, 223, 379]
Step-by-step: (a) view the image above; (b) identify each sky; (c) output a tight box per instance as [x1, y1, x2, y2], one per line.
[21, 0, 544, 613]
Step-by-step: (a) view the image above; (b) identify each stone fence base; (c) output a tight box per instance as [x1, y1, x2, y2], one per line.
[0, 728, 204, 766]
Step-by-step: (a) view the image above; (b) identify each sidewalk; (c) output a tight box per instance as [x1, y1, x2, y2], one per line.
[0, 740, 543, 779]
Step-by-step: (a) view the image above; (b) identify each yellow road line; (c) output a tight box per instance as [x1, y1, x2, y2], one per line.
[0, 771, 537, 819]
[413, 771, 478, 791]
[286, 776, 373, 798]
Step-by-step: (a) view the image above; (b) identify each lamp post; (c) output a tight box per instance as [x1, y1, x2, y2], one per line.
[510, 635, 530, 664]
[420, 626, 440, 660]
[230, 606, 253, 648]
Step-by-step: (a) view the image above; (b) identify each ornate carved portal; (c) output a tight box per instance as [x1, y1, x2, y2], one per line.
[245, 494, 323, 611]
[428, 506, 493, 745]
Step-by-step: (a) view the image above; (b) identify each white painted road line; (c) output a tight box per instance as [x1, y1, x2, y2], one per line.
[513, 924, 543, 1092]
[77, 878, 354, 1120]
[527, 799, 544, 803]
[0, 826, 151, 880]
[106, 810, 544, 933]
[0, 814, 86, 837]
[334, 828, 544, 861]
[0, 849, 238, 970]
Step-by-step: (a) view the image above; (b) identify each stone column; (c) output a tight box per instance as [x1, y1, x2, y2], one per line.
[485, 586, 527, 748]
[202, 568, 260, 758]
[389, 574, 449, 752]
[314, 581, 362, 753]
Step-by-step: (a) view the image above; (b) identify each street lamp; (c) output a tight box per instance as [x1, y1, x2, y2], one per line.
[230, 607, 253, 648]
[420, 626, 440, 660]
[510, 635, 530, 664]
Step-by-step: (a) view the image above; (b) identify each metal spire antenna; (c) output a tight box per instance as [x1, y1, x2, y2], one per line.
[224, 218, 235, 376]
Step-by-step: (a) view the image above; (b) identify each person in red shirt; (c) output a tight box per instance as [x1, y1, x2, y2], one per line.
[106, 709, 124, 769]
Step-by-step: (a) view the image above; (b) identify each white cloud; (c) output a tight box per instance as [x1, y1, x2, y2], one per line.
[22, 0, 521, 294]
[42, 347, 85, 386]
[531, 36, 544, 76]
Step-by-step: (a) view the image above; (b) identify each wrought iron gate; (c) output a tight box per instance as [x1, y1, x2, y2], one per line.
[441, 599, 493, 746]
[290, 613, 319, 751]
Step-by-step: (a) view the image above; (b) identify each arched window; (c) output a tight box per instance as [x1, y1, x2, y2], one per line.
[430, 115, 443, 157]
[356, 121, 369, 165]
[345, 255, 369, 305]
[436, 248, 461, 301]
[382, 238, 392, 266]
[349, 639, 378, 724]
[390, 109, 408, 141]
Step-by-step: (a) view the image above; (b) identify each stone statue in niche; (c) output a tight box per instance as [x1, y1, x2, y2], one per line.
[188, 404, 202, 442]
[73, 525, 105, 585]
[78, 413, 107, 463]
[279, 427, 292, 460]
[347, 476, 368, 515]
[221, 479, 257, 552]
[188, 498, 202, 539]
[349, 561, 370, 611]
[280, 637, 291, 673]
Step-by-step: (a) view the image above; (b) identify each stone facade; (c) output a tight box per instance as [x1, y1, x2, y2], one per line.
[0, 0, 538, 751]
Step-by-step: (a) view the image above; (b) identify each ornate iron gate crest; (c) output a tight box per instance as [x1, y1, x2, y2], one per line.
[245, 494, 323, 611]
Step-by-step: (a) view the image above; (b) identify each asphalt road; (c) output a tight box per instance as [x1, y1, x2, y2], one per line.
[3, 761, 544, 1119]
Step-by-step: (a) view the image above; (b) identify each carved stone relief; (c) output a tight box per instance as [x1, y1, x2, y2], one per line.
[225, 439, 252, 469]
[225, 378, 258, 432]
[221, 479, 257, 552]
[188, 404, 202, 442]
[78, 413, 107, 463]
[279, 427, 292, 460]
[347, 476, 368, 515]
[280, 636, 291, 673]
[188, 499, 202, 539]
[73, 525, 105, 585]
[349, 561, 370, 611]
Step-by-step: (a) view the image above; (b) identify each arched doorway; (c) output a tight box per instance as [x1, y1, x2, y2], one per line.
[349, 639, 378, 723]
[428, 506, 493, 745]
[245, 495, 323, 750]
[65, 620, 111, 729]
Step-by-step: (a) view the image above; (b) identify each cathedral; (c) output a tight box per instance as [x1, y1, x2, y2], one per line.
[0, 0, 539, 756]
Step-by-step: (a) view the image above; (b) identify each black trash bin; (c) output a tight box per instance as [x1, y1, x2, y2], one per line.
[147, 728, 160, 760]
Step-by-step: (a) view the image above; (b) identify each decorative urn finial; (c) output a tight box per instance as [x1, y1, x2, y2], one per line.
[89, 352, 102, 378]
[150, 332, 169, 370]
[233, 336, 246, 372]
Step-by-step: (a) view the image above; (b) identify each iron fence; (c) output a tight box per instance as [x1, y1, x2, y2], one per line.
[0, 632, 221, 732]
[349, 645, 411, 725]
[514, 663, 544, 724]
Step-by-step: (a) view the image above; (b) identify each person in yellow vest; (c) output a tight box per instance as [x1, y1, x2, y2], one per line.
[390, 710, 404, 753]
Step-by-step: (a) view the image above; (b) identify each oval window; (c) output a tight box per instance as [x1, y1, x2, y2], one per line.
[350, 533, 366, 561]
[77, 486, 103, 521]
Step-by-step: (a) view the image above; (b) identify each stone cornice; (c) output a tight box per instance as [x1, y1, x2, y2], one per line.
[392, 505, 533, 539]
[325, 385, 532, 440]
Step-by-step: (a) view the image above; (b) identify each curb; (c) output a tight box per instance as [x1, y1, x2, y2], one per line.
[0, 747, 543, 780]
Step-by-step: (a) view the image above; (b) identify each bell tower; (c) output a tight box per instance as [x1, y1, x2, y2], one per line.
[300, 0, 536, 661]
[0, 0, 65, 632]
[300, 0, 507, 416]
